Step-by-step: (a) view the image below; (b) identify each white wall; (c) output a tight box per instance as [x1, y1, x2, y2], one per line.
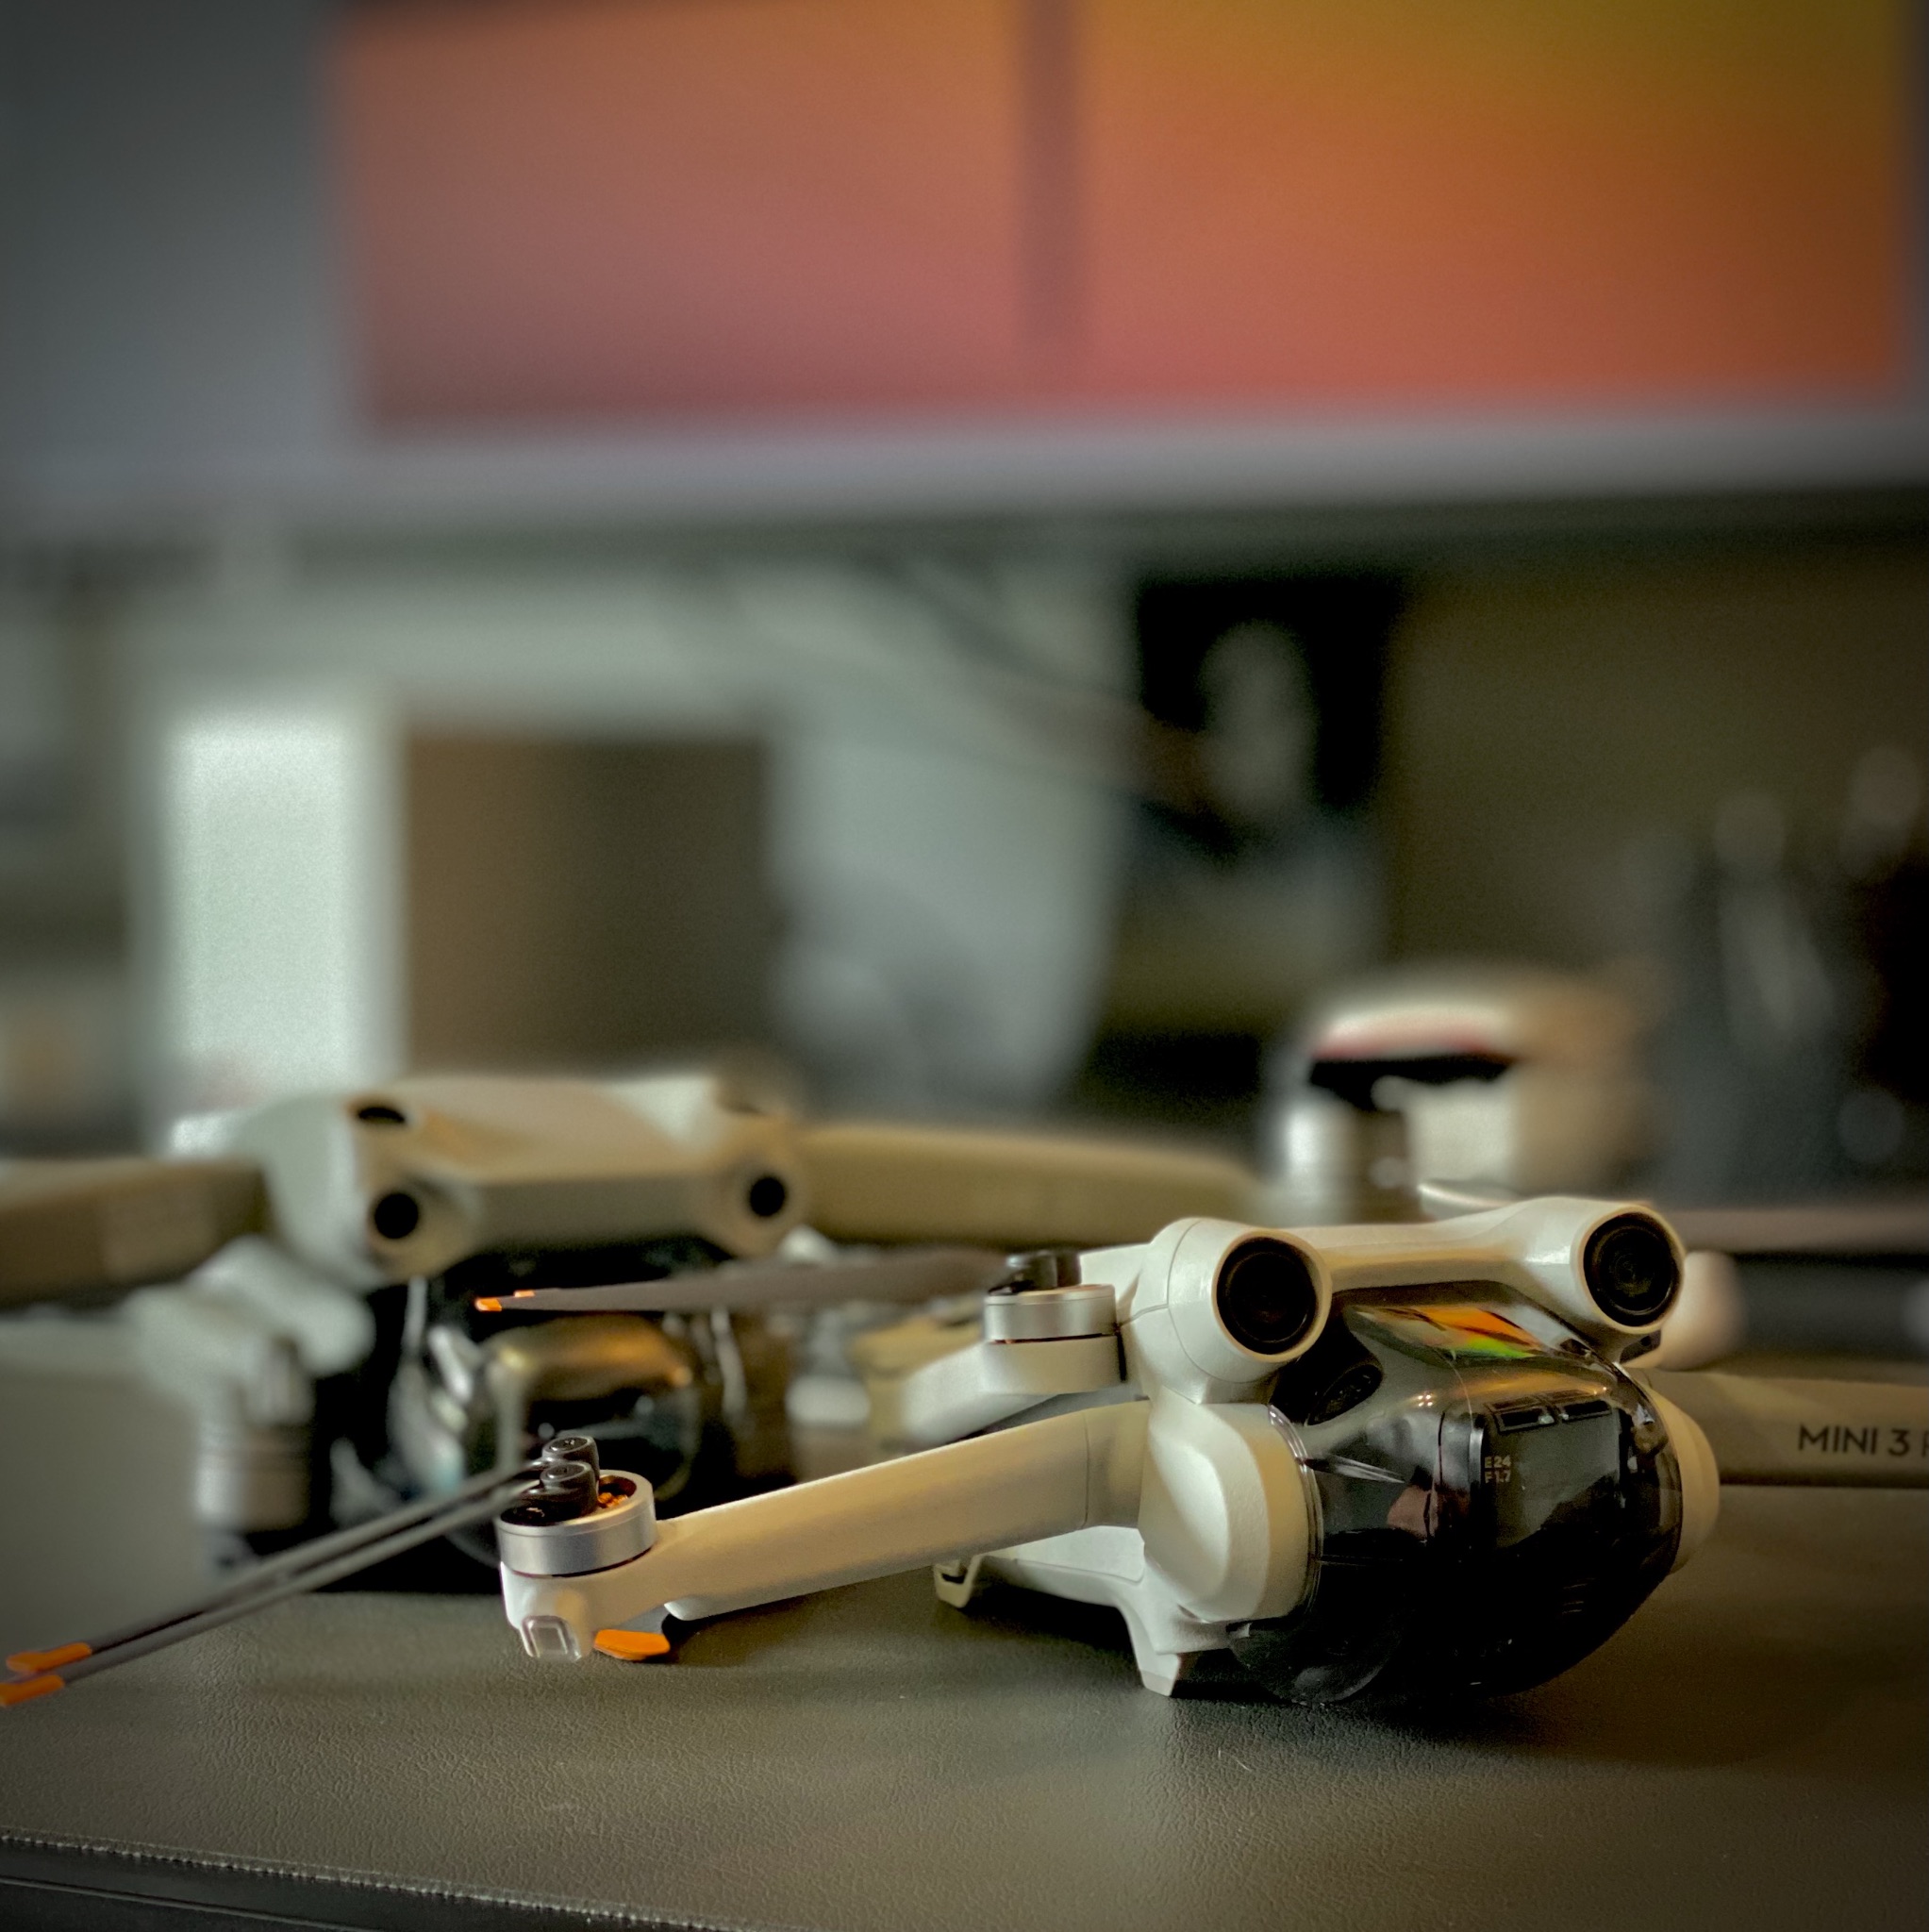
[125, 551, 1136, 1126]
[157, 698, 401, 1110]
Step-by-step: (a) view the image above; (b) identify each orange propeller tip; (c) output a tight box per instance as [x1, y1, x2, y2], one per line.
[593, 1628, 672, 1662]
[474, 1297, 503, 1312]
[6, 1643, 89, 1674]
[0, 1674, 64, 1707]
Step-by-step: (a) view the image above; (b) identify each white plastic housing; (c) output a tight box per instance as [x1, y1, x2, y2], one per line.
[1290, 1195, 1684, 1347]
[198, 1074, 806, 1286]
[885, 1333, 1123, 1448]
[1136, 1391, 1310, 1623]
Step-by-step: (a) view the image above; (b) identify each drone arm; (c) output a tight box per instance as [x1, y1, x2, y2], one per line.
[794, 1121, 1253, 1247]
[502, 1402, 1147, 1656]
[0, 1157, 265, 1307]
[1645, 1371, 1928, 1488]
[880, 1333, 1124, 1448]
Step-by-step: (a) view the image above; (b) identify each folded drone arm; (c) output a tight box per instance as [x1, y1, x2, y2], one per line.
[501, 1402, 1148, 1656]
[794, 1121, 1253, 1247]
[0, 1157, 265, 1307]
[1645, 1371, 1928, 1488]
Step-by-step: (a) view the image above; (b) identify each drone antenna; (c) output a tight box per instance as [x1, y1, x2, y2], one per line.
[474, 1244, 1011, 1316]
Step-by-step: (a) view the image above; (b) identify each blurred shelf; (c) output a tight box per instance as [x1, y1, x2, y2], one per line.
[4, 401, 1926, 558]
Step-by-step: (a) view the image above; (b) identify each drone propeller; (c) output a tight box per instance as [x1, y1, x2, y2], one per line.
[1, 1456, 559, 1708]
[474, 1244, 1013, 1317]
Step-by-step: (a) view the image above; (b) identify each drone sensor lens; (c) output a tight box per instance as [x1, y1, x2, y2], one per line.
[370, 1190, 422, 1241]
[1217, 1239, 1321, 1357]
[746, 1174, 790, 1219]
[1582, 1215, 1680, 1325]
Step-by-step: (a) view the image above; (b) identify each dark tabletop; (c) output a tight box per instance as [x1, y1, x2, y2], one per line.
[0, 1484, 1923, 1932]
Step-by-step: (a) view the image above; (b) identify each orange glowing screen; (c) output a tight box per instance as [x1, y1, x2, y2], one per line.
[334, 0, 1914, 423]
[337, 0, 1029, 419]
[1081, 0, 1912, 408]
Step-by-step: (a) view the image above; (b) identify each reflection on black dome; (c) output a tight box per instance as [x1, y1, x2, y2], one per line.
[1239, 1288, 1684, 1705]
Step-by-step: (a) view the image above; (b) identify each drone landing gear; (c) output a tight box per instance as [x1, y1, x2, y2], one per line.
[933, 1526, 1231, 1697]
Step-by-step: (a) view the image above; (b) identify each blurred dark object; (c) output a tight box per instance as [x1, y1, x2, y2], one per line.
[1667, 1197, 1929, 1257]
[1648, 750, 1927, 1203]
[1667, 1193, 1929, 1365]
[1728, 1262, 1929, 1363]
[0, 595, 132, 1157]
[1081, 574, 1403, 1139]
[1135, 575, 1399, 831]
[1073, 1031, 1263, 1141]
[0, 599, 74, 834]
[1843, 750, 1927, 1114]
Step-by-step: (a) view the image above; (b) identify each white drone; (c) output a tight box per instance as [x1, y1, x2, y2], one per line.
[483, 1195, 1792, 1702]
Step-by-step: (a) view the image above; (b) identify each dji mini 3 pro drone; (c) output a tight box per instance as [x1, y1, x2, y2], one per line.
[484, 1193, 1920, 1704]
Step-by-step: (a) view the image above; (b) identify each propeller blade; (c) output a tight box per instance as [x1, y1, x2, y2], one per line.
[476, 1245, 1011, 1316]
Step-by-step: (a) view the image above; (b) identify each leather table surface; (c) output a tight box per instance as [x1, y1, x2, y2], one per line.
[0, 1486, 1922, 1932]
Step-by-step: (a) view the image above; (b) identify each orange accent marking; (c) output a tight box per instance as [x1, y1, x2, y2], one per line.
[593, 1628, 671, 1662]
[1380, 1303, 1540, 1349]
[1316, 1026, 1505, 1059]
[474, 1297, 503, 1312]
[0, 1674, 64, 1707]
[6, 1643, 91, 1674]
[1427, 1305, 1538, 1346]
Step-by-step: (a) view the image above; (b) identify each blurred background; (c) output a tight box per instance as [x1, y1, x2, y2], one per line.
[1, 0, 1922, 1163]
[0, 0, 1924, 1639]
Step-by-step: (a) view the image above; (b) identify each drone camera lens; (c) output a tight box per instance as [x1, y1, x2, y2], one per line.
[370, 1190, 422, 1241]
[746, 1174, 790, 1219]
[1216, 1239, 1321, 1357]
[1582, 1214, 1680, 1325]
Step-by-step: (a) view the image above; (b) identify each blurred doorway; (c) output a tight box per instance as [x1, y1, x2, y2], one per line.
[407, 735, 775, 1073]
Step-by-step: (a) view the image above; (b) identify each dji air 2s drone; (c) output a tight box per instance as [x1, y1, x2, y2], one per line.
[487, 1193, 1873, 1706]
[0, 1073, 1253, 1549]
